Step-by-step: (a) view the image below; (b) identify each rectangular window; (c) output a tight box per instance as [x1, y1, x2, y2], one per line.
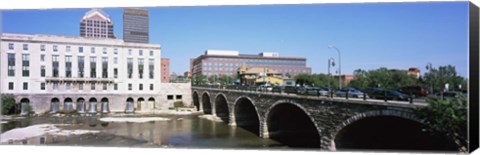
[102, 57, 108, 78]
[149, 50, 154, 56]
[114, 57, 118, 64]
[52, 55, 59, 77]
[66, 82, 71, 90]
[8, 82, 14, 90]
[128, 49, 132, 55]
[102, 48, 107, 55]
[91, 82, 95, 90]
[65, 56, 72, 78]
[167, 95, 173, 100]
[66, 46, 71, 52]
[8, 43, 14, 50]
[149, 59, 154, 79]
[23, 44, 28, 51]
[79, 47, 84, 53]
[53, 45, 58, 52]
[114, 68, 118, 78]
[8, 53, 15, 76]
[79, 82, 84, 90]
[78, 56, 84, 78]
[176, 95, 182, 100]
[150, 84, 153, 91]
[139, 50, 143, 56]
[90, 57, 96, 78]
[103, 83, 107, 90]
[40, 54, 45, 62]
[41, 66, 46, 77]
[127, 58, 133, 78]
[91, 47, 95, 54]
[22, 54, 30, 77]
[53, 82, 59, 90]
[139, 84, 143, 91]
[114, 48, 118, 55]
[40, 44, 45, 51]
[41, 82, 45, 90]
[128, 83, 132, 91]
[114, 84, 118, 90]
[138, 58, 144, 79]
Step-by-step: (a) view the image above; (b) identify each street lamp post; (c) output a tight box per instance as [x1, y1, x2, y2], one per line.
[328, 45, 342, 89]
[328, 58, 335, 98]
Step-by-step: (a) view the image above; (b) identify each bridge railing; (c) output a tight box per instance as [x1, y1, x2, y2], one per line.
[192, 85, 422, 105]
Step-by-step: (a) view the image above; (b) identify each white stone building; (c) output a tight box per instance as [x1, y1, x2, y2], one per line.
[0, 33, 166, 114]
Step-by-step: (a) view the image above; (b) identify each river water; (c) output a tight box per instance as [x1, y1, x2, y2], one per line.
[1, 114, 291, 150]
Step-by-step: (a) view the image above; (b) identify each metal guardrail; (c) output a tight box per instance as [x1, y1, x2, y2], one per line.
[192, 85, 419, 105]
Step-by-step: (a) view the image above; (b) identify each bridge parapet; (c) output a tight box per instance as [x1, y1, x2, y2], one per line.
[191, 86, 430, 150]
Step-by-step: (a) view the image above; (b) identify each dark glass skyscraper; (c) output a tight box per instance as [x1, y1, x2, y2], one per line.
[123, 8, 149, 43]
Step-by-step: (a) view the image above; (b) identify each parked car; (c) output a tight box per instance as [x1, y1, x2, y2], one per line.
[256, 84, 272, 91]
[272, 86, 284, 93]
[398, 86, 429, 97]
[318, 87, 329, 96]
[335, 87, 365, 98]
[284, 86, 298, 94]
[306, 87, 321, 96]
[363, 87, 383, 96]
[368, 89, 410, 101]
[429, 91, 467, 100]
[296, 86, 309, 95]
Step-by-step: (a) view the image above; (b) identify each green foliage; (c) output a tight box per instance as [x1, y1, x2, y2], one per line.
[1, 94, 17, 115]
[295, 74, 338, 89]
[423, 65, 467, 95]
[192, 75, 208, 85]
[349, 68, 419, 90]
[218, 75, 235, 86]
[416, 95, 467, 151]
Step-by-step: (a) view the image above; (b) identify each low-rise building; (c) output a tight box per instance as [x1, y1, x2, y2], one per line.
[237, 67, 284, 86]
[1, 33, 163, 114]
[191, 50, 311, 78]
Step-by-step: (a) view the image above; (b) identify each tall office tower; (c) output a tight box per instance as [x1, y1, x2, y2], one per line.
[80, 9, 116, 39]
[123, 8, 149, 43]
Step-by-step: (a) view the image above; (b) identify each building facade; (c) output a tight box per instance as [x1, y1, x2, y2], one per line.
[1, 33, 162, 114]
[80, 9, 115, 39]
[237, 67, 284, 86]
[123, 8, 149, 43]
[160, 58, 170, 83]
[191, 50, 311, 78]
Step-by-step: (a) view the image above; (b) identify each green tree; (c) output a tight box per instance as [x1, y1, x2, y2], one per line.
[1, 94, 17, 115]
[191, 75, 207, 85]
[416, 96, 467, 152]
[295, 74, 338, 89]
[423, 65, 466, 98]
[349, 67, 419, 90]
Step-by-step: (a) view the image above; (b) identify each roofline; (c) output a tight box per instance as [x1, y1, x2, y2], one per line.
[197, 54, 307, 61]
[1, 33, 160, 49]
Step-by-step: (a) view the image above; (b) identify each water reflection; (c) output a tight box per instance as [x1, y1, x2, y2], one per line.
[1, 115, 285, 149]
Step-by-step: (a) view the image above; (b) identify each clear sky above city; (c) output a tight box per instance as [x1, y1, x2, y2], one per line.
[1, 2, 469, 77]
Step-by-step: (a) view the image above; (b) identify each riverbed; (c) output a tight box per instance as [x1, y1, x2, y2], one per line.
[0, 113, 287, 149]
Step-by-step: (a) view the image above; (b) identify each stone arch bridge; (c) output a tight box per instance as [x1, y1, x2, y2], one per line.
[192, 87, 456, 151]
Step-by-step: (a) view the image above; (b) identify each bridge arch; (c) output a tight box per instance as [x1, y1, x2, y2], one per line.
[330, 110, 457, 151]
[264, 100, 321, 148]
[202, 92, 212, 114]
[233, 96, 261, 136]
[192, 91, 200, 111]
[214, 93, 229, 123]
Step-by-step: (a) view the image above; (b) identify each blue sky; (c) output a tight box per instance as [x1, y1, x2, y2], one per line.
[2, 2, 469, 77]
